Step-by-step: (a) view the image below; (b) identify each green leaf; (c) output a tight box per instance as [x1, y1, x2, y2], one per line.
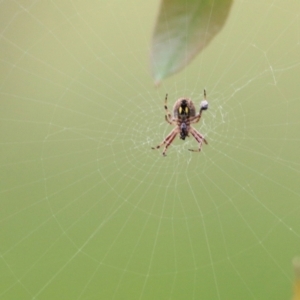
[151, 0, 233, 84]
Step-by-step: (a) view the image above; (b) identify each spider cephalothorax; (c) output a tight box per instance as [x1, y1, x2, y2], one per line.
[152, 90, 208, 156]
[180, 122, 188, 140]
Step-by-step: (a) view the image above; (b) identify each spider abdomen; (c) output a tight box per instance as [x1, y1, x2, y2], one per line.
[172, 98, 196, 119]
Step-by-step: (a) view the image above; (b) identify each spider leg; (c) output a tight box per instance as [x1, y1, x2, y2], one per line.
[188, 127, 207, 152]
[189, 89, 207, 124]
[152, 128, 179, 156]
[189, 112, 203, 124]
[165, 115, 176, 125]
[164, 94, 173, 124]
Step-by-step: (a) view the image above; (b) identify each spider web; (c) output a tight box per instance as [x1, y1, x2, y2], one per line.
[1, 0, 300, 299]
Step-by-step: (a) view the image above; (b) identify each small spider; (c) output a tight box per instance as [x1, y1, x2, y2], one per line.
[152, 90, 208, 156]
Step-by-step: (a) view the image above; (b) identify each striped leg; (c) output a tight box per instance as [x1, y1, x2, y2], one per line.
[164, 94, 173, 124]
[152, 128, 179, 156]
[188, 127, 208, 152]
[190, 89, 207, 124]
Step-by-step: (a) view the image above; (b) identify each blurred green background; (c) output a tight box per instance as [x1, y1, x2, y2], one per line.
[1, 0, 300, 299]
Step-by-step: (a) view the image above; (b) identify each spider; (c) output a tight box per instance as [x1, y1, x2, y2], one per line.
[152, 90, 208, 156]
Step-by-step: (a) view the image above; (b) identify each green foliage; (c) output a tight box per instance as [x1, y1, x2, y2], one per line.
[151, 0, 233, 84]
